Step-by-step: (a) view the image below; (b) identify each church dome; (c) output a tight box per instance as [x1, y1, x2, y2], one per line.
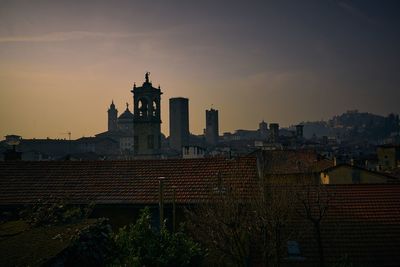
[118, 104, 134, 121]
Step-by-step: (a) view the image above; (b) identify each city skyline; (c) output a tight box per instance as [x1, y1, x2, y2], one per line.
[1, 1, 400, 139]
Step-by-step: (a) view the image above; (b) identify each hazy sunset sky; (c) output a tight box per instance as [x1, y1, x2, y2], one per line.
[1, 0, 400, 139]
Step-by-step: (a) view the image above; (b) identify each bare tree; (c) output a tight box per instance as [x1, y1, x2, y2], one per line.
[186, 153, 297, 267]
[255, 151, 297, 267]
[295, 182, 332, 267]
[186, 180, 254, 267]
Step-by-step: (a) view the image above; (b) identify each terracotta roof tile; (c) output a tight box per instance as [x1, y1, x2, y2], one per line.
[256, 150, 333, 174]
[0, 157, 258, 205]
[290, 184, 400, 266]
[2, 158, 400, 265]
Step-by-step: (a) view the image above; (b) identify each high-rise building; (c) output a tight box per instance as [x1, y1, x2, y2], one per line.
[205, 108, 219, 146]
[169, 97, 189, 151]
[131, 72, 162, 157]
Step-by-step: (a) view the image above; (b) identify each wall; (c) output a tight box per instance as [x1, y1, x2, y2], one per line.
[321, 165, 391, 184]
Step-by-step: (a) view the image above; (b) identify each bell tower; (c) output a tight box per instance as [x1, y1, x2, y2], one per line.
[107, 100, 118, 131]
[131, 72, 162, 157]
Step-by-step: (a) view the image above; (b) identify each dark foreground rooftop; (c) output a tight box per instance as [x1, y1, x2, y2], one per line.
[0, 157, 258, 205]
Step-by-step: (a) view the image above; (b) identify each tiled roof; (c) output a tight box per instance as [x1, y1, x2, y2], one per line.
[255, 150, 333, 174]
[0, 157, 258, 205]
[1, 158, 399, 265]
[291, 184, 400, 266]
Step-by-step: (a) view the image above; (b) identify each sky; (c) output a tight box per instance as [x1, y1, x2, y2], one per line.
[1, 0, 400, 139]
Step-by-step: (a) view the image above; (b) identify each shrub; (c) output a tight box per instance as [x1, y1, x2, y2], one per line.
[113, 207, 203, 267]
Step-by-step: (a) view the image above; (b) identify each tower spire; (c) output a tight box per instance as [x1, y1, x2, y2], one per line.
[110, 100, 115, 109]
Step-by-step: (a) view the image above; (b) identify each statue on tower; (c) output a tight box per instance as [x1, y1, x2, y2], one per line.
[145, 72, 150, 83]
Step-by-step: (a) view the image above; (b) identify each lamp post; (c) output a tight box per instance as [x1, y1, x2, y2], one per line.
[158, 177, 165, 229]
[172, 186, 176, 233]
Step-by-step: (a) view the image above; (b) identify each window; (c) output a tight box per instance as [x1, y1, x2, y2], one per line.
[138, 98, 148, 117]
[148, 135, 154, 149]
[152, 100, 157, 116]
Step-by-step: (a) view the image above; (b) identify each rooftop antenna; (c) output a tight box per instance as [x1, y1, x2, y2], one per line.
[60, 131, 71, 141]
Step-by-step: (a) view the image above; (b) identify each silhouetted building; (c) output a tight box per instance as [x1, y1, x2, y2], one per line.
[259, 120, 268, 139]
[117, 104, 134, 131]
[97, 72, 163, 157]
[205, 108, 219, 146]
[107, 101, 118, 131]
[269, 123, 279, 143]
[132, 72, 162, 157]
[296, 124, 304, 139]
[97, 101, 134, 154]
[75, 137, 119, 157]
[169, 97, 189, 151]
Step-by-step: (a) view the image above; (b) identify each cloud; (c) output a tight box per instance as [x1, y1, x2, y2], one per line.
[0, 31, 135, 43]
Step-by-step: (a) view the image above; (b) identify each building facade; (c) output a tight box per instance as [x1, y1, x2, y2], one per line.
[377, 145, 400, 170]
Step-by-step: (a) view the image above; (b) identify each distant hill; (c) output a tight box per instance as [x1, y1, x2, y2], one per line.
[299, 110, 399, 141]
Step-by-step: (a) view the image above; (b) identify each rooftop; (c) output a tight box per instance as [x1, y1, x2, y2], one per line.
[0, 157, 258, 205]
[291, 184, 400, 266]
[254, 150, 334, 175]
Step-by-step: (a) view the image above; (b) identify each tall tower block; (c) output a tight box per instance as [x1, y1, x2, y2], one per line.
[131, 72, 162, 157]
[205, 108, 219, 146]
[169, 97, 189, 151]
